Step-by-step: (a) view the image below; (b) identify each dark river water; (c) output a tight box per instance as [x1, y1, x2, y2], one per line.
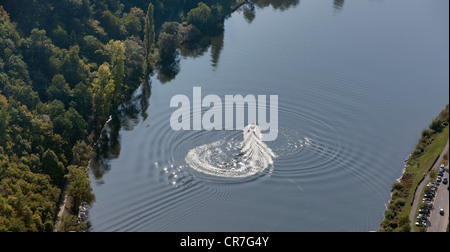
[87, 0, 449, 231]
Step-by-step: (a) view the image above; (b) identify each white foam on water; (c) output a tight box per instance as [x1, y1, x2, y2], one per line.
[185, 123, 277, 178]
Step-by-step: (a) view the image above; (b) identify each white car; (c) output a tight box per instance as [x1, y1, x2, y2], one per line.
[415, 221, 426, 227]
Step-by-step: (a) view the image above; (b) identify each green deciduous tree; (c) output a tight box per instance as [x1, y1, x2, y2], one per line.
[47, 99, 66, 120]
[0, 95, 10, 143]
[52, 25, 70, 49]
[41, 149, 65, 187]
[124, 11, 142, 37]
[92, 63, 115, 131]
[60, 45, 88, 88]
[106, 40, 125, 104]
[186, 2, 212, 31]
[63, 108, 88, 145]
[70, 82, 93, 120]
[3, 79, 39, 109]
[72, 140, 93, 167]
[101, 10, 125, 39]
[47, 74, 71, 105]
[82, 35, 107, 65]
[157, 32, 179, 65]
[123, 37, 145, 92]
[65, 165, 95, 215]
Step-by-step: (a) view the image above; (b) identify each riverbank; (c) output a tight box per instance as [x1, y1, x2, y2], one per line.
[379, 105, 449, 232]
[409, 138, 448, 231]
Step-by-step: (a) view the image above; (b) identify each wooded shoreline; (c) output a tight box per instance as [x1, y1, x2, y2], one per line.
[0, 0, 255, 232]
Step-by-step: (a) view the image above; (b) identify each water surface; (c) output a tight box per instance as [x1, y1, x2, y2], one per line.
[87, 0, 449, 231]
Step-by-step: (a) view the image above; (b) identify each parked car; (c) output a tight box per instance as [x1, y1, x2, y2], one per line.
[427, 182, 437, 188]
[443, 177, 448, 184]
[437, 176, 442, 183]
[440, 209, 444, 215]
[422, 199, 432, 205]
[415, 221, 426, 227]
[441, 164, 445, 169]
[419, 208, 430, 214]
[416, 214, 427, 220]
[422, 201, 432, 208]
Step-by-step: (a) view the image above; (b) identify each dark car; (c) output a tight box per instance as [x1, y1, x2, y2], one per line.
[419, 208, 430, 214]
[443, 177, 448, 184]
[416, 214, 427, 221]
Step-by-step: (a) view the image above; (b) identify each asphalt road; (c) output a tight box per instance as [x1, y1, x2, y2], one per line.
[428, 164, 449, 232]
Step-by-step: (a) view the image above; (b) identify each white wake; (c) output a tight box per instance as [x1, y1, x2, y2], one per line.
[185, 123, 277, 178]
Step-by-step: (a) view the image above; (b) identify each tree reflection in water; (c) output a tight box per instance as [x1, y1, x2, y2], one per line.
[90, 0, 304, 181]
[90, 79, 152, 182]
[333, 0, 345, 11]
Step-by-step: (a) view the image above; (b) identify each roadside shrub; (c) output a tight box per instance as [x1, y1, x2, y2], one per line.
[429, 117, 443, 133]
[391, 190, 400, 199]
[393, 198, 405, 208]
[421, 129, 432, 139]
[384, 208, 395, 220]
[398, 215, 409, 226]
[400, 223, 411, 232]
[391, 181, 403, 192]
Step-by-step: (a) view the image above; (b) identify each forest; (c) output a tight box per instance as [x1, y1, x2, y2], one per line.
[0, 0, 250, 232]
